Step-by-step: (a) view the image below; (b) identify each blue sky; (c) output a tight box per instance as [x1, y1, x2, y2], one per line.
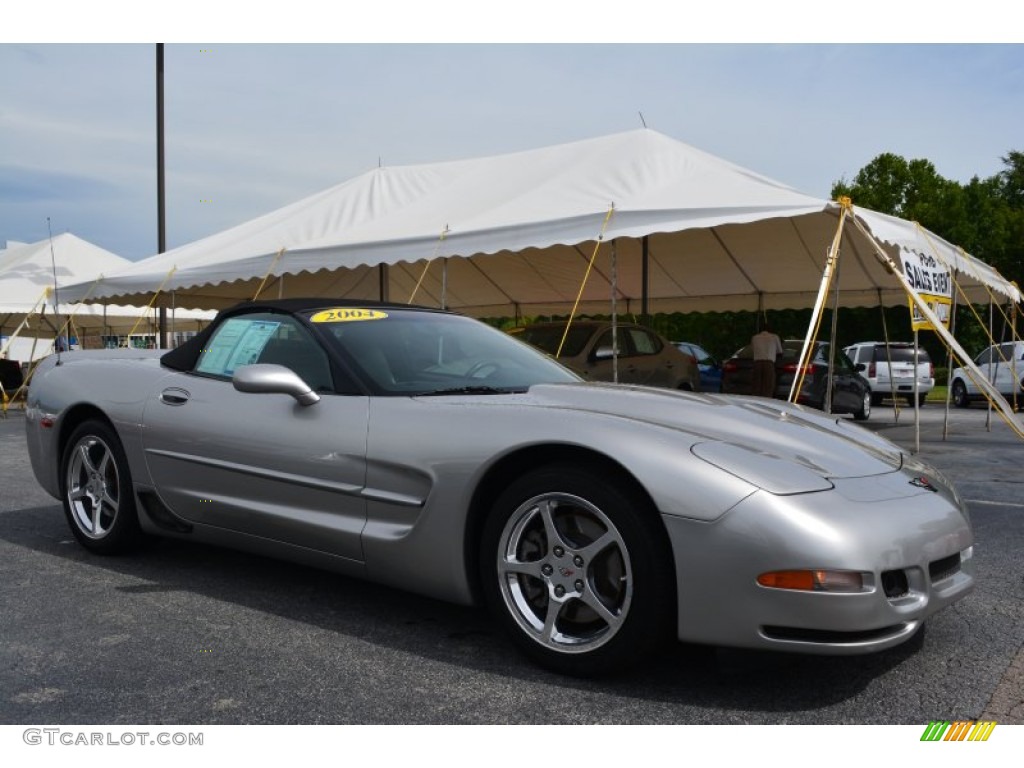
[2, 6, 1022, 260]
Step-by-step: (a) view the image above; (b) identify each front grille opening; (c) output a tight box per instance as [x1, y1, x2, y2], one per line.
[881, 569, 909, 599]
[762, 624, 909, 644]
[929, 553, 962, 583]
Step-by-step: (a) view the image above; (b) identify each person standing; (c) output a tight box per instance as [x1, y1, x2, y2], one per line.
[751, 323, 783, 398]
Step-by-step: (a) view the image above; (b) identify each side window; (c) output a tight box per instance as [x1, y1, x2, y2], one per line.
[628, 329, 662, 356]
[194, 313, 334, 392]
[593, 330, 625, 357]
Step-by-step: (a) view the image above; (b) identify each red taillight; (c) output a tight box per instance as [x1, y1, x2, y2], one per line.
[929, 362, 935, 377]
[868, 362, 876, 378]
[723, 361, 738, 373]
[782, 364, 813, 375]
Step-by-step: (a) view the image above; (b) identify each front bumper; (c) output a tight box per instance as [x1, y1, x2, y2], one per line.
[663, 470, 974, 654]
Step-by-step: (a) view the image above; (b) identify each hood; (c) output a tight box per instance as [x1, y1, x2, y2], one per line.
[521, 383, 903, 482]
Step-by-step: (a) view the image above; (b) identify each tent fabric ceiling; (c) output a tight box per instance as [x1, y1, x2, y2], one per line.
[56, 129, 1020, 315]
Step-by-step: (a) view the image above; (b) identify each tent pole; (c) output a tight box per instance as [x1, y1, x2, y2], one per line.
[791, 202, 848, 403]
[1011, 298, 1019, 412]
[379, 264, 389, 302]
[442, 258, 448, 310]
[156, 44, 168, 350]
[942, 272, 959, 440]
[987, 298, 994, 431]
[641, 235, 649, 325]
[825, 253, 842, 415]
[913, 328, 920, 453]
[611, 240, 619, 384]
[880, 298, 898, 424]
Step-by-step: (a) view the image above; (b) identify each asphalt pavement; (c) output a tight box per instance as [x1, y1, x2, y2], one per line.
[1, 400, 1022, 725]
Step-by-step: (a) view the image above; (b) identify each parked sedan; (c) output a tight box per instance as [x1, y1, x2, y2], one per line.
[674, 341, 723, 393]
[722, 339, 872, 420]
[512, 320, 700, 391]
[26, 300, 971, 676]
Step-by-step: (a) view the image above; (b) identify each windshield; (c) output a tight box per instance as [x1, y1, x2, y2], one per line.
[308, 308, 580, 395]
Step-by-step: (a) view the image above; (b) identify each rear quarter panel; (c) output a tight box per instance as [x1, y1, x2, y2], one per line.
[26, 351, 171, 498]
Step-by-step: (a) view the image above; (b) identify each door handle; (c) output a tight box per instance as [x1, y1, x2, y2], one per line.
[160, 388, 190, 406]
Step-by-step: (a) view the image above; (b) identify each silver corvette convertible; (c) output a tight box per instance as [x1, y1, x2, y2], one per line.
[25, 300, 974, 676]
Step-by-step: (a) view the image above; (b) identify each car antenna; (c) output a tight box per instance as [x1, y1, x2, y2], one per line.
[47, 217, 62, 366]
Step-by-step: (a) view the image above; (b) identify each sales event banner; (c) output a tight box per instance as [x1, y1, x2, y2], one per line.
[903, 249, 952, 331]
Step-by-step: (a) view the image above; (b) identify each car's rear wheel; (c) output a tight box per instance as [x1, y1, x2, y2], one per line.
[60, 419, 143, 554]
[952, 379, 970, 409]
[480, 464, 674, 676]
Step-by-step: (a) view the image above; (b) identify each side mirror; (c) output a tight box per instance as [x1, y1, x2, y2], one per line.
[592, 345, 617, 361]
[233, 364, 320, 406]
[855, 363, 866, 372]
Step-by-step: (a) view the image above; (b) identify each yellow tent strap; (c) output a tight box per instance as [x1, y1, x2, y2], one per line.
[942, 260, 1018, 373]
[128, 266, 178, 338]
[556, 205, 616, 358]
[0, 287, 50, 359]
[915, 223, 1018, 334]
[852, 216, 1024, 440]
[252, 248, 287, 302]
[51, 277, 103, 345]
[407, 226, 451, 305]
[790, 200, 848, 402]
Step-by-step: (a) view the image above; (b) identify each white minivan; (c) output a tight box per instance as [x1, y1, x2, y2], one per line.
[950, 341, 1024, 408]
[843, 341, 934, 407]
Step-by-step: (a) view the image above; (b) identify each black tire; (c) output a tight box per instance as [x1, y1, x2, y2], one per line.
[480, 464, 674, 676]
[907, 393, 927, 407]
[60, 419, 143, 554]
[952, 379, 970, 409]
[853, 390, 871, 421]
[870, 392, 883, 407]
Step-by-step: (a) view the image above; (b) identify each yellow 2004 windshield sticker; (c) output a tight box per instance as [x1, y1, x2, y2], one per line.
[310, 308, 389, 323]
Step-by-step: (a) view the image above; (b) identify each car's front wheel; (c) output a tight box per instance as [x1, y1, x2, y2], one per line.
[60, 419, 143, 554]
[480, 464, 674, 676]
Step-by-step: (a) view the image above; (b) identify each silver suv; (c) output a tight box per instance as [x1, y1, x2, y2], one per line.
[950, 341, 1024, 408]
[843, 342, 934, 407]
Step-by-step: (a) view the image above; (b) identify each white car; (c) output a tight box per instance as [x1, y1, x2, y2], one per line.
[844, 342, 934, 407]
[950, 341, 1024, 408]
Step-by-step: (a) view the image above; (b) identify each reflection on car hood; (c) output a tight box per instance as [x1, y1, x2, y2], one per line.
[521, 382, 903, 480]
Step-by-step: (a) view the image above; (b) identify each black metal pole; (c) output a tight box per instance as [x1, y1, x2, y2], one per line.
[157, 44, 168, 348]
[640, 235, 649, 325]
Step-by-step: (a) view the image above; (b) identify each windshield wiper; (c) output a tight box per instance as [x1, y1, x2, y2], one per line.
[418, 385, 519, 396]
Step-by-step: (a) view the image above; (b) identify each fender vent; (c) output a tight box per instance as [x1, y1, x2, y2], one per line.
[138, 491, 193, 533]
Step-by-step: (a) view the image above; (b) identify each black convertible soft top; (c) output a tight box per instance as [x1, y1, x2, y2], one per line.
[159, 298, 439, 371]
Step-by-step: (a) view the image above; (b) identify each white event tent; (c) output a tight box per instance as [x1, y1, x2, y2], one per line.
[55, 129, 1019, 317]
[0, 233, 212, 360]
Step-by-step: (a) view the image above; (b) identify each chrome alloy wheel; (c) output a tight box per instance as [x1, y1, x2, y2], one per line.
[496, 492, 633, 654]
[65, 434, 121, 539]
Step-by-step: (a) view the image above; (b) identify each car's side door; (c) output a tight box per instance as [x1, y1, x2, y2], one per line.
[141, 311, 369, 563]
[624, 327, 676, 388]
[583, 328, 639, 384]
